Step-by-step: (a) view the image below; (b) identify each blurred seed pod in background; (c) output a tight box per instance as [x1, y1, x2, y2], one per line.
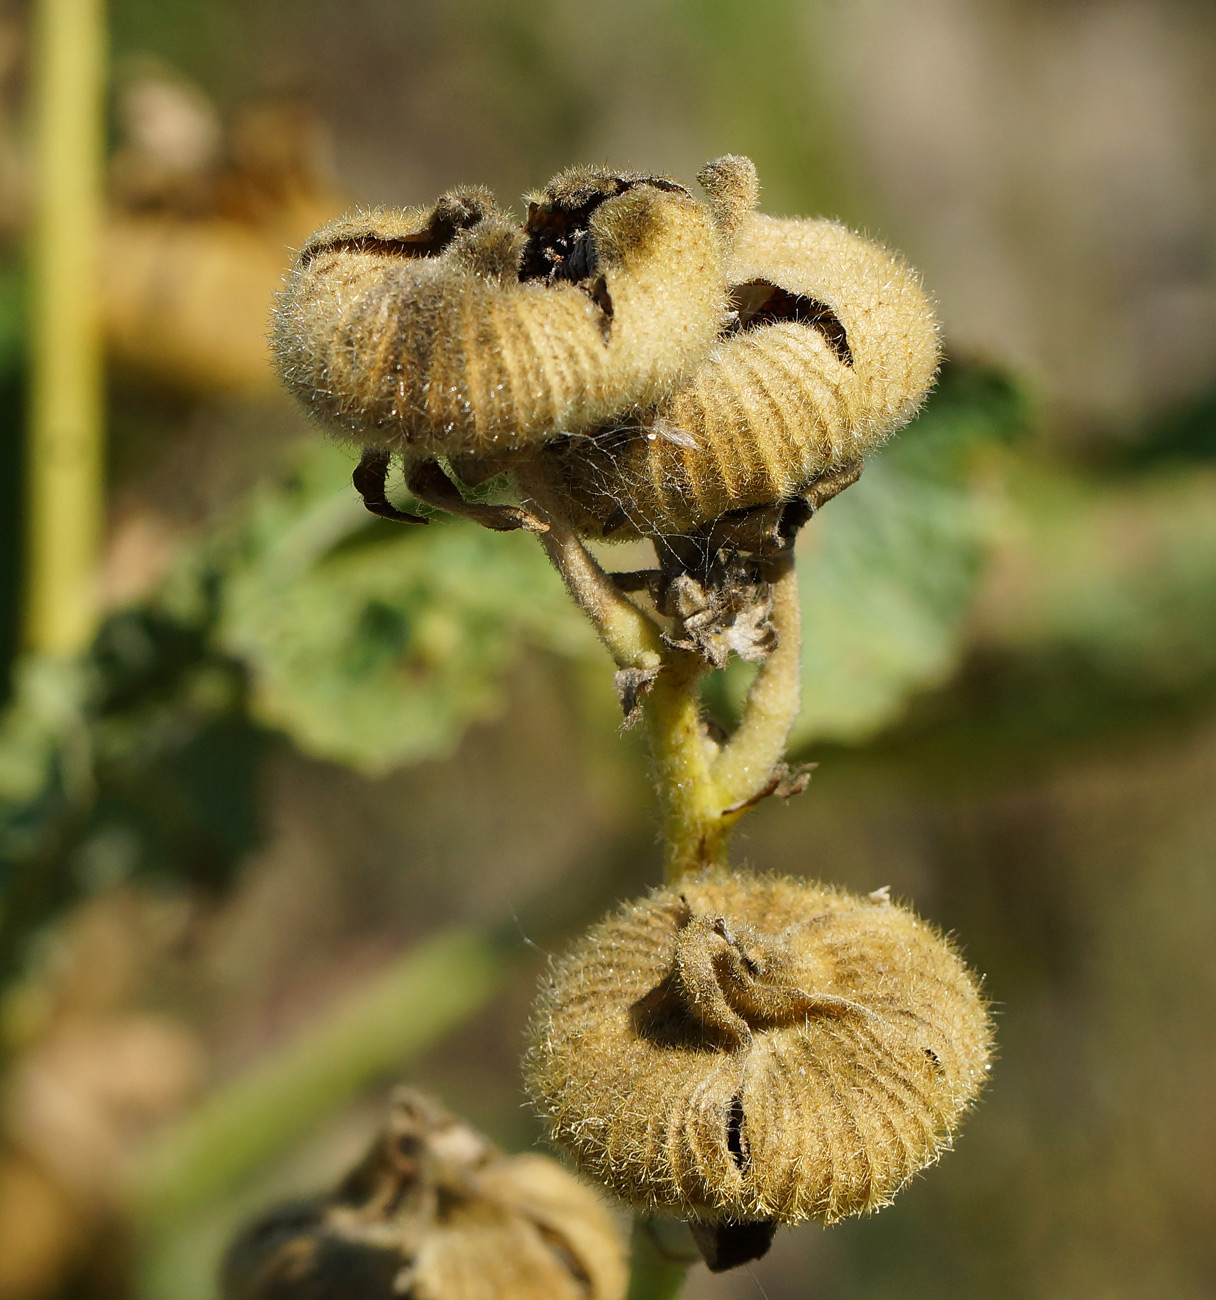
[271, 166, 730, 461]
[102, 76, 348, 397]
[528, 209, 941, 539]
[524, 872, 991, 1263]
[222, 1089, 627, 1300]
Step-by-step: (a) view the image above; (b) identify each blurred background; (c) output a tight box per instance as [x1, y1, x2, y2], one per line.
[1, 0, 1216, 1296]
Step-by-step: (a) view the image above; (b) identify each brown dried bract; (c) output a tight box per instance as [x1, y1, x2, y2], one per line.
[271, 168, 727, 461]
[530, 198, 941, 539]
[524, 873, 992, 1236]
[222, 1089, 627, 1300]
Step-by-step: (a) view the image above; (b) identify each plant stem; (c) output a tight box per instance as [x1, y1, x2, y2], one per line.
[711, 559, 802, 806]
[25, 0, 107, 655]
[625, 1217, 693, 1300]
[534, 519, 664, 668]
[643, 646, 728, 882]
[533, 523, 807, 883]
[127, 926, 509, 1227]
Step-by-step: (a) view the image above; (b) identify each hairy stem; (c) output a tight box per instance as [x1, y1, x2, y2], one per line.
[711, 559, 802, 807]
[534, 518, 664, 669]
[530, 520, 727, 878]
[533, 521, 807, 881]
[643, 648, 726, 883]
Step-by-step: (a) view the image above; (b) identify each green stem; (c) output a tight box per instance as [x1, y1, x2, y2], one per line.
[626, 1217, 694, 1300]
[126, 926, 509, 1227]
[643, 648, 726, 882]
[711, 559, 802, 806]
[534, 518, 663, 669]
[534, 525, 807, 882]
[25, 0, 107, 654]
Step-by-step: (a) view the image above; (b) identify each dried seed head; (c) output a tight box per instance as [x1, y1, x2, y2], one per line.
[524, 873, 991, 1230]
[222, 1089, 626, 1300]
[530, 213, 942, 539]
[271, 169, 727, 459]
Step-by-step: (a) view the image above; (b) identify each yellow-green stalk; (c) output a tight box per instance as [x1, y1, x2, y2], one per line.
[25, 0, 108, 654]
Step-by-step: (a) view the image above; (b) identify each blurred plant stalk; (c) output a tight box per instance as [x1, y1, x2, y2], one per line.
[127, 925, 510, 1231]
[25, 0, 106, 655]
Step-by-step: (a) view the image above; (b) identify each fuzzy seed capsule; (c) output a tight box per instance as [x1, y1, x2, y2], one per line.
[272, 169, 727, 458]
[222, 1090, 626, 1300]
[530, 212, 941, 538]
[524, 873, 991, 1230]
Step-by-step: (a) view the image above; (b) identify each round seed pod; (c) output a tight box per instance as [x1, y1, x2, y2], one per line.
[524, 872, 991, 1231]
[222, 1090, 627, 1300]
[529, 214, 941, 538]
[271, 169, 727, 458]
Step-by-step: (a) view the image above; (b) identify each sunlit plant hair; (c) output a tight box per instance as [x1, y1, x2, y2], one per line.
[529, 212, 941, 539]
[525, 873, 991, 1268]
[271, 169, 728, 460]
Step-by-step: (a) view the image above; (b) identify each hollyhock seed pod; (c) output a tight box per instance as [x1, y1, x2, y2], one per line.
[222, 1090, 626, 1300]
[271, 169, 727, 458]
[531, 211, 941, 538]
[524, 873, 991, 1235]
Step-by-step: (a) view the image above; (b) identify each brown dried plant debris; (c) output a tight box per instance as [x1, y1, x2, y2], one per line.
[524, 873, 992, 1257]
[530, 200, 941, 540]
[607, 504, 806, 669]
[271, 165, 732, 466]
[222, 1089, 627, 1300]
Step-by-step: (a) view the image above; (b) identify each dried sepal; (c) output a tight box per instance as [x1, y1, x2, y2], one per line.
[695, 154, 761, 249]
[524, 873, 991, 1238]
[529, 213, 941, 539]
[222, 1089, 627, 1300]
[271, 169, 727, 460]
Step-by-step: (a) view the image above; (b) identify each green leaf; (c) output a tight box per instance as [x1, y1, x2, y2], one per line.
[773, 361, 1030, 748]
[216, 445, 594, 774]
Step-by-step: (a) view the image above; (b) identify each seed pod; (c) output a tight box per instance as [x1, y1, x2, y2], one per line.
[271, 169, 727, 458]
[530, 213, 941, 538]
[524, 873, 991, 1241]
[222, 1089, 626, 1300]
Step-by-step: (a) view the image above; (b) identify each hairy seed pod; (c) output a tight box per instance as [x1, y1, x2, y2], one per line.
[271, 169, 727, 457]
[222, 1089, 626, 1300]
[524, 873, 991, 1237]
[530, 213, 941, 538]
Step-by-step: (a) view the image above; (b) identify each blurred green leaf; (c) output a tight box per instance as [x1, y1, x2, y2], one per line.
[980, 464, 1216, 699]
[781, 362, 1031, 748]
[215, 444, 595, 774]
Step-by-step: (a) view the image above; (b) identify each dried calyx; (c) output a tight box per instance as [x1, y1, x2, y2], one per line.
[528, 199, 941, 540]
[222, 1089, 626, 1300]
[271, 166, 727, 465]
[525, 873, 992, 1271]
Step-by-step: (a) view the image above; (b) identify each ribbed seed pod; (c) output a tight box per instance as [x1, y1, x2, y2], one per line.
[531, 214, 941, 538]
[222, 1090, 626, 1300]
[271, 169, 727, 458]
[524, 873, 991, 1233]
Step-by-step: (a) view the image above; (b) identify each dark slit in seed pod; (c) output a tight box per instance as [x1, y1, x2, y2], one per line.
[524, 873, 992, 1237]
[527, 211, 941, 540]
[271, 167, 730, 463]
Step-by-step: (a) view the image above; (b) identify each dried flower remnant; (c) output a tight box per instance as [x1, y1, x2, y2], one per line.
[271, 168, 728, 465]
[525, 873, 991, 1268]
[222, 1089, 627, 1300]
[532, 202, 941, 539]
